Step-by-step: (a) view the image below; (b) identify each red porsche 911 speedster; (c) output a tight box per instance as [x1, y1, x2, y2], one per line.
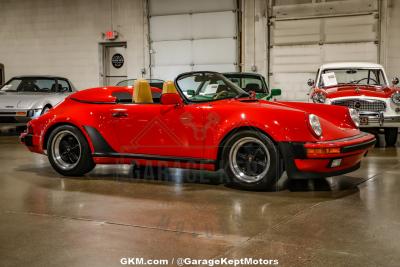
[20, 71, 375, 190]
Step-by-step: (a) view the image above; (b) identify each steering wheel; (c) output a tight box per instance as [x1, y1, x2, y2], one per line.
[30, 84, 41, 92]
[213, 90, 230, 99]
[355, 78, 378, 85]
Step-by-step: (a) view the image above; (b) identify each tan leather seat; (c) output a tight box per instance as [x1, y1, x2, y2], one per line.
[133, 80, 153, 103]
[162, 81, 178, 94]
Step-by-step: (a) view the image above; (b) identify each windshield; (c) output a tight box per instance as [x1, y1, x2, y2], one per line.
[0, 78, 59, 93]
[117, 79, 164, 89]
[319, 68, 388, 87]
[176, 72, 249, 102]
[224, 74, 268, 94]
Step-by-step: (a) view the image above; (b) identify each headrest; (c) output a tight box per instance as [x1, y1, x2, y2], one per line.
[162, 81, 178, 94]
[133, 80, 153, 103]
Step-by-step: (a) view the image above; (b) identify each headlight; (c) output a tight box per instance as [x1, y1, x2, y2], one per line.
[27, 108, 42, 117]
[308, 114, 322, 137]
[311, 91, 326, 103]
[391, 91, 400, 105]
[349, 108, 360, 128]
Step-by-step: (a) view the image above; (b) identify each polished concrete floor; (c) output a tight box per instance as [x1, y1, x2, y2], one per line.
[0, 135, 399, 267]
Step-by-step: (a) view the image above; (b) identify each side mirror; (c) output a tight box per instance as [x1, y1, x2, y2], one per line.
[270, 88, 281, 97]
[307, 79, 315, 87]
[392, 77, 399, 86]
[161, 93, 183, 106]
[186, 89, 195, 96]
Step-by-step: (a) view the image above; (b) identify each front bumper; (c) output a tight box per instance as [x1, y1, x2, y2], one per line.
[279, 132, 375, 179]
[0, 108, 42, 124]
[359, 112, 400, 128]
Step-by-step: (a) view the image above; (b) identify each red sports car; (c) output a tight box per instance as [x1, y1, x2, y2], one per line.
[20, 71, 375, 190]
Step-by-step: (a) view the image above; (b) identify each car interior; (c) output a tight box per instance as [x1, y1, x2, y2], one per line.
[111, 80, 178, 104]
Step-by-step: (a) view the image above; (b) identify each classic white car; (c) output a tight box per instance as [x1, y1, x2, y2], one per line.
[308, 62, 400, 146]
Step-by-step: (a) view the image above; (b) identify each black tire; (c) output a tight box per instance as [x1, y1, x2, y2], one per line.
[47, 125, 95, 176]
[384, 128, 398, 147]
[221, 130, 281, 191]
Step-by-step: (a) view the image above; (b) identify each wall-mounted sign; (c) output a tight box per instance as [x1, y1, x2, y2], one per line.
[111, 53, 124, 69]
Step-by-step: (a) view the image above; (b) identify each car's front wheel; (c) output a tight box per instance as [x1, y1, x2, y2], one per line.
[385, 127, 398, 147]
[47, 125, 95, 176]
[222, 130, 281, 191]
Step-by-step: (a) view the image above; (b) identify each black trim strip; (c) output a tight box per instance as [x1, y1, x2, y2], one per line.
[341, 139, 376, 153]
[83, 126, 117, 153]
[92, 152, 215, 164]
[315, 132, 369, 144]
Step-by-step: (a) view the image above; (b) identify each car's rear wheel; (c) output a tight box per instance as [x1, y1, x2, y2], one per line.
[47, 125, 95, 176]
[385, 127, 398, 147]
[222, 130, 281, 190]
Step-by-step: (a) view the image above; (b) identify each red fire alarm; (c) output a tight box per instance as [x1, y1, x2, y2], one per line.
[105, 30, 118, 40]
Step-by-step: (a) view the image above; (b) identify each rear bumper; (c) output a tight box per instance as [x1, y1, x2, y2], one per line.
[20, 132, 42, 153]
[279, 132, 375, 179]
[20, 133, 34, 146]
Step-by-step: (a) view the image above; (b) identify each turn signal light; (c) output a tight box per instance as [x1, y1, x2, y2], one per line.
[306, 147, 341, 155]
[16, 111, 27, 116]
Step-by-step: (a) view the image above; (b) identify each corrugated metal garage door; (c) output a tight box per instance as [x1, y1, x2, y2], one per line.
[270, 0, 379, 101]
[149, 0, 238, 81]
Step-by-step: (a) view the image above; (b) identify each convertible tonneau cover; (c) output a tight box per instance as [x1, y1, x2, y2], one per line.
[70, 86, 161, 103]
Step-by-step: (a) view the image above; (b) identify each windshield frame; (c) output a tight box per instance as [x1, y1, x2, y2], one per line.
[223, 73, 269, 94]
[175, 71, 250, 104]
[316, 67, 389, 88]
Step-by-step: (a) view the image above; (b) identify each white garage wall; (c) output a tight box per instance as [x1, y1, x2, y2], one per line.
[149, 0, 239, 81]
[268, 0, 379, 101]
[0, 0, 148, 90]
[240, 0, 400, 102]
[241, 0, 268, 76]
[384, 0, 400, 80]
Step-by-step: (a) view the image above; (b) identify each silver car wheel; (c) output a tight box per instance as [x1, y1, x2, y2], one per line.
[51, 130, 81, 170]
[229, 137, 270, 183]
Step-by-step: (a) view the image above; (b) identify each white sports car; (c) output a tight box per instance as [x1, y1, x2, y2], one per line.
[0, 75, 75, 124]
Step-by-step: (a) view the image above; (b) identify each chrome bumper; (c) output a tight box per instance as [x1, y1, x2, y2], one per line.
[360, 112, 400, 128]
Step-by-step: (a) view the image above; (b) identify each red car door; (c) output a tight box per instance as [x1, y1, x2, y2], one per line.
[111, 103, 206, 159]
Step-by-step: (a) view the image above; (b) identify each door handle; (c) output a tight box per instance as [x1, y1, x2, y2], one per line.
[112, 111, 128, 118]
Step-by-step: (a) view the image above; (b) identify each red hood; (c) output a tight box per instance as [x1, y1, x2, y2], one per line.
[319, 85, 396, 99]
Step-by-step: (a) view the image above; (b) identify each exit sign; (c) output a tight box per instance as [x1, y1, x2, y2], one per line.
[105, 30, 118, 40]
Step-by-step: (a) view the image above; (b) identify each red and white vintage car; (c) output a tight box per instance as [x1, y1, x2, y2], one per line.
[309, 62, 400, 146]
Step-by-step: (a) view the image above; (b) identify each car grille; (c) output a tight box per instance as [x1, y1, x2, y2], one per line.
[331, 99, 386, 112]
